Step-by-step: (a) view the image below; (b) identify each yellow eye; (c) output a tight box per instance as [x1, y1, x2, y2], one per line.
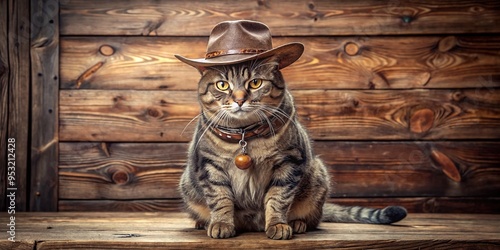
[249, 79, 263, 89]
[215, 81, 230, 91]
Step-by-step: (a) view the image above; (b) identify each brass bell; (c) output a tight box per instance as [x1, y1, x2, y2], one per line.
[235, 153, 252, 170]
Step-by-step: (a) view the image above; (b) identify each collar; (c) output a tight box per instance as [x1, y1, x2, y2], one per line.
[203, 114, 285, 142]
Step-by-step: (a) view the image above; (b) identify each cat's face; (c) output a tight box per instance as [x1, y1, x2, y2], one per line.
[198, 58, 286, 128]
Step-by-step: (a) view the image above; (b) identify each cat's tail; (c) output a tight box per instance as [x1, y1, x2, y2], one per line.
[321, 203, 407, 224]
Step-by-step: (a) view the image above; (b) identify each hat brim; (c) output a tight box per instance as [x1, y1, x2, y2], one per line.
[175, 42, 304, 70]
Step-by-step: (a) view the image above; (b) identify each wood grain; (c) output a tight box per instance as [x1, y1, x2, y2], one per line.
[59, 199, 184, 212]
[0, 0, 31, 212]
[296, 89, 500, 140]
[0, 0, 9, 212]
[59, 0, 500, 36]
[58, 89, 500, 142]
[58, 197, 500, 214]
[22, 0, 500, 214]
[58, 143, 187, 199]
[59, 90, 198, 142]
[3, 212, 499, 249]
[30, 0, 59, 211]
[58, 141, 500, 200]
[59, 142, 187, 199]
[60, 36, 500, 90]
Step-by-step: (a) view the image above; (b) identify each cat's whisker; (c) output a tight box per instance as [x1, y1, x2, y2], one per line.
[259, 105, 298, 129]
[195, 110, 225, 149]
[259, 110, 276, 138]
[181, 113, 202, 137]
[260, 106, 287, 127]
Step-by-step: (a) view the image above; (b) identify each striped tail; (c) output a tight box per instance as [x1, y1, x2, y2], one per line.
[321, 203, 407, 224]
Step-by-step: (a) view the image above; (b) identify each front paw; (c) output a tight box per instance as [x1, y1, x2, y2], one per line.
[290, 220, 307, 234]
[207, 222, 236, 239]
[266, 223, 293, 240]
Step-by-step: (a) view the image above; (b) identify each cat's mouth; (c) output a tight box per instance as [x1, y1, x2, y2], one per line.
[231, 108, 250, 117]
[229, 102, 251, 114]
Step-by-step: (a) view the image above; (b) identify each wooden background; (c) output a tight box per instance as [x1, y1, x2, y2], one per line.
[1, 0, 500, 212]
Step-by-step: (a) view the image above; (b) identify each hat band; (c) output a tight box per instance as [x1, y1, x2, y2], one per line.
[205, 49, 267, 59]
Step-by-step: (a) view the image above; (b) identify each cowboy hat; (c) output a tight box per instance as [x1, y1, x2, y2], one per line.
[175, 20, 304, 70]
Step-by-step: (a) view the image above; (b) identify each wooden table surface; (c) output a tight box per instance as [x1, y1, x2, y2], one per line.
[1, 212, 499, 249]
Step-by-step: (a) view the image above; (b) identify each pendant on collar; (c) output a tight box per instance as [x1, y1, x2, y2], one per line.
[235, 131, 252, 170]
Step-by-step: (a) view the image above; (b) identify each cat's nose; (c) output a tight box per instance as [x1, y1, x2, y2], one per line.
[232, 89, 247, 107]
[235, 100, 245, 107]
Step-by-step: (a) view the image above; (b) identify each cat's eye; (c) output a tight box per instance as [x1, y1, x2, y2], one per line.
[249, 79, 263, 89]
[215, 81, 230, 91]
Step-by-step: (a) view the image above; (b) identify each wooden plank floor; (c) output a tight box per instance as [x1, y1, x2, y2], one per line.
[1, 212, 499, 249]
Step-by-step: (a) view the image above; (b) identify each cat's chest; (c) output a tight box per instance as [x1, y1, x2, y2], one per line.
[228, 167, 271, 208]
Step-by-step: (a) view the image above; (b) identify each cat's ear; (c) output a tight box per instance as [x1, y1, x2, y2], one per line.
[261, 56, 280, 70]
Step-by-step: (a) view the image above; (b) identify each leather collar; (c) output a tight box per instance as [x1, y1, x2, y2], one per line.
[204, 115, 285, 142]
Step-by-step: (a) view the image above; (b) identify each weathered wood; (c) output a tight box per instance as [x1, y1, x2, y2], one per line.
[58, 141, 500, 200]
[60, 36, 500, 90]
[0, 241, 33, 250]
[0, 0, 31, 212]
[58, 197, 500, 214]
[15, 0, 500, 217]
[59, 0, 500, 36]
[1, 212, 499, 249]
[59, 199, 184, 212]
[58, 89, 500, 142]
[58, 90, 198, 142]
[30, 0, 59, 211]
[0, 0, 9, 212]
[58, 143, 187, 199]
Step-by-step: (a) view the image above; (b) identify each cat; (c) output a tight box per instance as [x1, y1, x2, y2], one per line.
[178, 57, 407, 240]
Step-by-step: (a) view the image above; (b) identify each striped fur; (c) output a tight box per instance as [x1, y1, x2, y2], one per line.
[179, 58, 407, 240]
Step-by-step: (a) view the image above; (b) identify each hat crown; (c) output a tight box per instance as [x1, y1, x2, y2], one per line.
[206, 20, 273, 59]
[174, 20, 303, 70]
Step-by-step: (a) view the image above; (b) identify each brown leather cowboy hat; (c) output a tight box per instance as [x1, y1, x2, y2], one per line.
[175, 20, 304, 70]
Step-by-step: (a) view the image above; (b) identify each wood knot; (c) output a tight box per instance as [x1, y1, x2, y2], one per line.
[469, 6, 485, 13]
[351, 99, 359, 107]
[112, 170, 130, 185]
[410, 109, 435, 133]
[113, 95, 126, 103]
[108, 167, 131, 185]
[257, 0, 270, 7]
[308, 2, 315, 10]
[344, 42, 359, 56]
[438, 36, 457, 53]
[76, 61, 104, 89]
[147, 108, 161, 118]
[401, 15, 412, 23]
[452, 91, 465, 102]
[430, 149, 461, 182]
[369, 72, 389, 89]
[99, 45, 115, 56]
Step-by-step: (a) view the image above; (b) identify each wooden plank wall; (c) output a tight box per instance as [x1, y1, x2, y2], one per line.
[30, 0, 60, 211]
[0, 0, 30, 212]
[55, 0, 500, 212]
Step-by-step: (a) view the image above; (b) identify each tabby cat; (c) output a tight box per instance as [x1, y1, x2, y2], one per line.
[178, 57, 407, 240]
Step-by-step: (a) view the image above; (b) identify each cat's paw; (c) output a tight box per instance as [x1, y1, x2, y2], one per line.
[266, 223, 293, 240]
[207, 222, 236, 239]
[289, 220, 307, 234]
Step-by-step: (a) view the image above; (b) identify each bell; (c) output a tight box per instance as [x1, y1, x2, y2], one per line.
[235, 153, 252, 170]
